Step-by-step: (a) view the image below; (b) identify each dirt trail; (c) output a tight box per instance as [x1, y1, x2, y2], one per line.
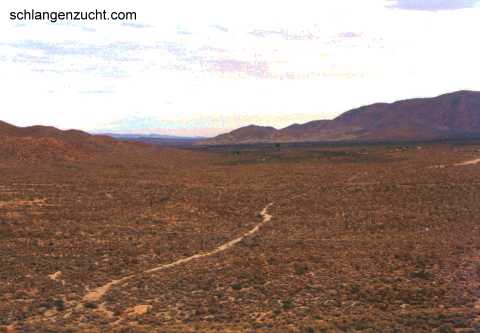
[427, 157, 480, 169]
[455, 158, 480, 166]
[82, 202, 274, 303]
[83, 276, 134, 303]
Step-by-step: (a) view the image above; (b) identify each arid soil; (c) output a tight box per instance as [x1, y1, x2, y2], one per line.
[2, 143, 480, 332]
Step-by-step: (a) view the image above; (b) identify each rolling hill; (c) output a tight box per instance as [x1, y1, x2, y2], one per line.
[0, 121, 132, 160]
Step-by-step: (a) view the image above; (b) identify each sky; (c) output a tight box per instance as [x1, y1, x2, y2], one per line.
[1, 0, 480, 137]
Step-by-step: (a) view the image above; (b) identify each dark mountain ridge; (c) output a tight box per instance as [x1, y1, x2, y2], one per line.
[201, 90, 480, 145]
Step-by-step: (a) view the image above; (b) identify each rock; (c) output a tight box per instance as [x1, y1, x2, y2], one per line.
[127, 304, 152, 316]
[48, 271, 62, 281]
[44, 309, 57, 317]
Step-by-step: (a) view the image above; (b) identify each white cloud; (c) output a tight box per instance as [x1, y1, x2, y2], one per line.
[387, 0, 479, 11]
[0, 0, 480, 136]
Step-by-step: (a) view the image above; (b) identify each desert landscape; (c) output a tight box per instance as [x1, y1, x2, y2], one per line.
[3, 1, 480, 331]
[2, 119, 480, 332]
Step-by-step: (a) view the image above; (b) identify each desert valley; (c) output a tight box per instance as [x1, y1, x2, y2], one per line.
[1, 91, 480, 332]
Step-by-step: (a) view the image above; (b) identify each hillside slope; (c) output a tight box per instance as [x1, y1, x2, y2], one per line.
[0, 121, 134, 161]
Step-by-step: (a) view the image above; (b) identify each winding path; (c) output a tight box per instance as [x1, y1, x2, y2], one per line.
[428, 157, 480, 169]
[455, 158, 480, 166]
[82, 202, 274, 303]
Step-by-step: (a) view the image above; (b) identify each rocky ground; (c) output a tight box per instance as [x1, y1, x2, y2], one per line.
[2, 143, 480, 332]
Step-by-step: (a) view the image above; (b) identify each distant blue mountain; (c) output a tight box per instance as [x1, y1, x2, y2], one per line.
[95, 133, 208, 145]
[99, 133, 207, 140]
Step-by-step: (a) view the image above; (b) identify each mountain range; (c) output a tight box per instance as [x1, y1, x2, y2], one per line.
[100, 133, 206, 146]
[201, 90, 480, 145]
[99, 133, 206, 140]
[2, 90, 480, 157]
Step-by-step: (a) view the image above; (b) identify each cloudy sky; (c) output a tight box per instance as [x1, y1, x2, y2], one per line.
[1, 0, 480, 136]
